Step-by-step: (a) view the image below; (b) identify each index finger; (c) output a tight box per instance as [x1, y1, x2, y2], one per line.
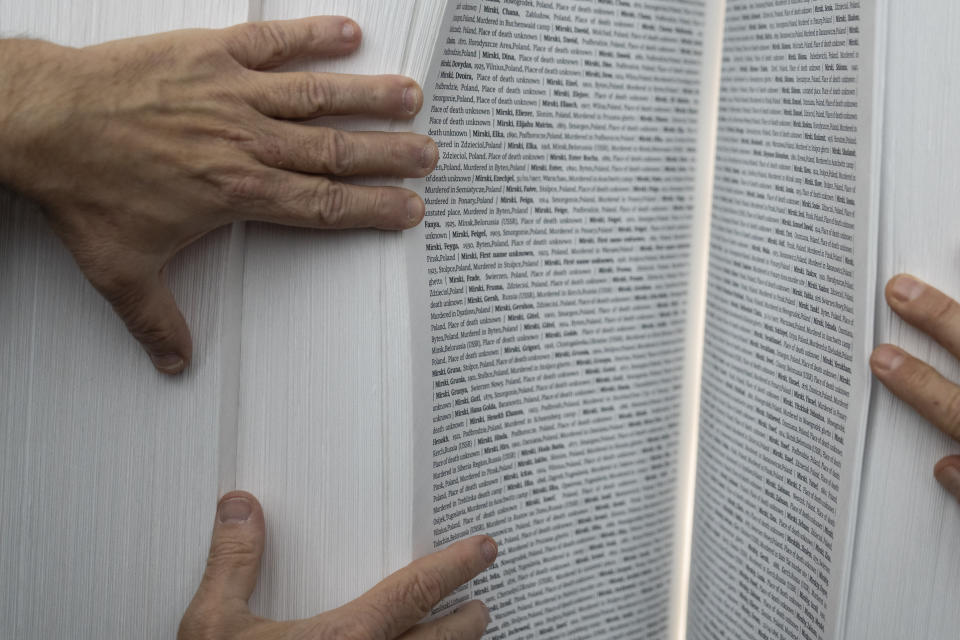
[871, 344, 960, 441]
[221, 16, 362, 70]
[885, 274, 960, 360]
[335, 536, 497, 639]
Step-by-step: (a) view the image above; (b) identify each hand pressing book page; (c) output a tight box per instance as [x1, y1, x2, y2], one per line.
[402, 1, 885, 639]
[18, 1, 960, 639]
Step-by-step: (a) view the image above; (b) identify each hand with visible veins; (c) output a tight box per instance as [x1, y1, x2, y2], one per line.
[870, 275, 960, 498]
[178, 492, 496, 640]
[0, 17, 437, 374]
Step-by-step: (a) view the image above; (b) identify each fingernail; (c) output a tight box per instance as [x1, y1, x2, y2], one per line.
[935, 465, 960, 502]
[151, 353, 185, 374]
[341, 21, 358, 41]
[870, 345, 904, 374]
[890, 275, 925, 303]
[218, 497, 252, 524]
[420, 142, 438, 170]
[402, 86, 421, 114]
[481, 538, 498, 565]
[481, 602, 492, 624]
[407, 196, 424, 224]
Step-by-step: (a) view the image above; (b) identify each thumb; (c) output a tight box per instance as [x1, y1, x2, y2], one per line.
[180, 492, 265, 639]
[199, 492, 266, 608]
[100, 270, 193, 374]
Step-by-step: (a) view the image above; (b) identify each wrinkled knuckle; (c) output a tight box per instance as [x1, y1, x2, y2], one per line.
[97, 275, 168, 346]
[244, 22, 290, 65]
[218, 168, 271, 205]
[399, 570, 447, 616]
[196, 35, 238, 68]
[314, 182, 348, 227]
[254, 135, 284, 168]
[304, 76, 333, 115]
[390, 136, 413, 162]
[213, 124, 258, 146]
[129, 317, 178, 350]
[372, 189, 394, 217]
[178, 114, 257, 147]
[322, 129, 353, 175]
[207, 539, 260, 573]
[927, 296, 959, 332]
[902, 361, 931, 389]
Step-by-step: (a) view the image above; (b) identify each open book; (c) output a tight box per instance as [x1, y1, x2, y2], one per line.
[401, 1, 882, 637]
[3, 1, 960, 639]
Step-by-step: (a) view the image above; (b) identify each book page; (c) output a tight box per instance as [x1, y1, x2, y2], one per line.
[235, 0, 445, 619]
[406, 1, 709, 637]
[687, 1, 883, 638]
[845, 0, 960, 636]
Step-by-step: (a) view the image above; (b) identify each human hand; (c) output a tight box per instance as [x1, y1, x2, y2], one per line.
[0, 17, 437, 374]
[870, 274, 960, 499]
[179, 491, 495, 640]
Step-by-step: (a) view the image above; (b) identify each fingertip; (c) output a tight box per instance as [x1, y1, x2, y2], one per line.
[340, 18, 361, 45]
[885, 273, 908, 297]
[406, 194, 426, 227]
[106, 273, 193, 376]
[934, 458, 960, 502]
[217, 491, 262, 526]
[482, 536, 498, 565]
[934, 456, 960, 476]
[217, 489, 263, 522]
[462, 599, 492, 624]
[402, 82, 424, 116]
[463, 534, 497, 566]
[420, 139, 439, 174]
[870, 344, 905, 376]
[887, 273, 926, 305]
[145, 328, 191, 375]
[447, 535, 498, 574]
[150, 352, 188, 375]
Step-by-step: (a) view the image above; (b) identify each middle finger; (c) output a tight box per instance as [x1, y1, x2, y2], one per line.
[871, 344, 960, 442]
[885, 274, 960, 360]
[241, 71, 422, 120]
[254, 122, 438, 178]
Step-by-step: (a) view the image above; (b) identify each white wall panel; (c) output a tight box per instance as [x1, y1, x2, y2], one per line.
[0, 2, 248, 637]
[846, 2, 960, 638]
